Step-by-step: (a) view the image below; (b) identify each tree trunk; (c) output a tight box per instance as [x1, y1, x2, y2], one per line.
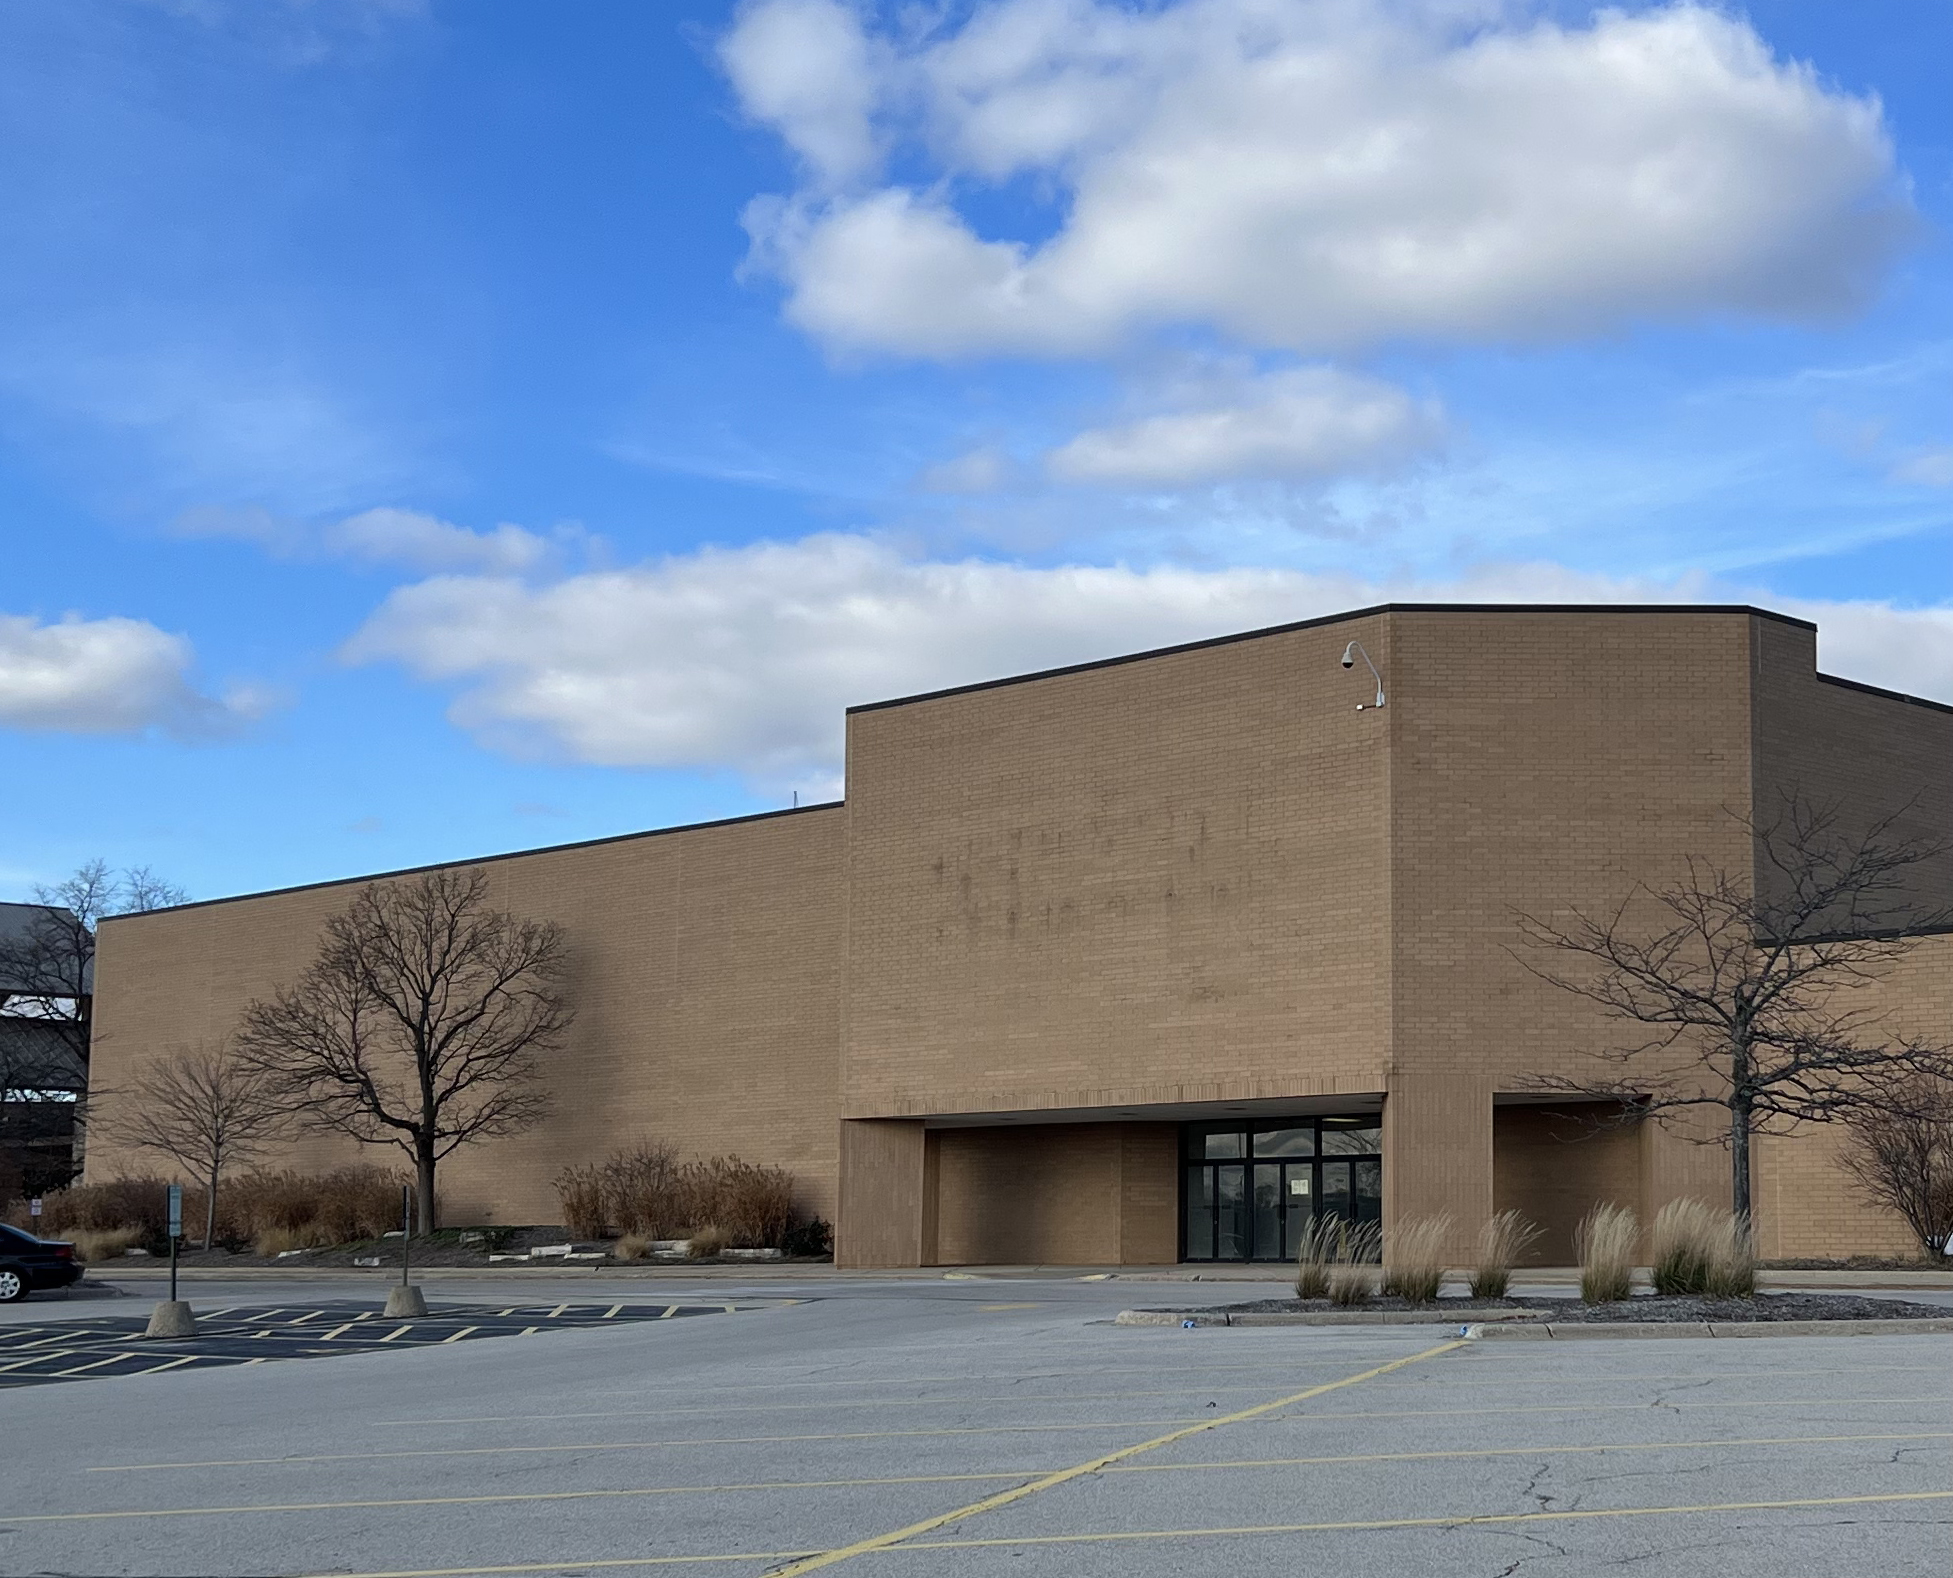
[1730, 1100, 1754, 1231]
[204, 1167, 219, 1252]
[415, 1144, 438, 1234]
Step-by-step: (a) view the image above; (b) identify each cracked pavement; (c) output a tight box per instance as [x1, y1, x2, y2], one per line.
[0, 1272, 1947, 1577]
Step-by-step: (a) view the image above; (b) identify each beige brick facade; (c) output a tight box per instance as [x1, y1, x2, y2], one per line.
[86, 605, 1953, 1267]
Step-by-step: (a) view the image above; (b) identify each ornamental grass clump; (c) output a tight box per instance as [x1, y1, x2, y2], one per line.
[1293, 1215, 1338, 1300]
[1325, 1221, 1382, 1306]
[1470, 1209, 1542, 1301]
[1576, 1203, 1638, 1304]
[1651, 1198, 1756, 1298]
[1380, 1215, 1452, 1304]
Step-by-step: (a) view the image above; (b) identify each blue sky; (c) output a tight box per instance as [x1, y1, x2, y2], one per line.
[2, 0, 1950, 905]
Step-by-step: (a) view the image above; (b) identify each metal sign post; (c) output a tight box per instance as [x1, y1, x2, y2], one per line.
[384, 1182, 428, 1318]
[27, 1197, 41, 1231]
[167, 1184, 182, 1303]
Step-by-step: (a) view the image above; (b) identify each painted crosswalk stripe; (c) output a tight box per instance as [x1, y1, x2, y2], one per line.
[134, 1356, 201, 1377]
[0, 1349, 75, 1373]
[441, 1327, 479, 1345]
[379, 1326, 415, 1343]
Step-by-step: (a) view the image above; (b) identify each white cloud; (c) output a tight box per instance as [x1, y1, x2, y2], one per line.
[1890, 448, 1953, 488]
[916, 445, 1019, 494]
[349, 530, 1953, 794]
[0, 613, 263, 738]
[720, 0, 881, 186]
[1048, 365, 1445, 486]
[732, 0, 1909, 359]
[174, 504, 555, 574]
[324, 508, 551, 573]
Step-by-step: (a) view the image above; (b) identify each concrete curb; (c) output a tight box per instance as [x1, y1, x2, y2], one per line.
[1115, 1308, 1542, 1328]
[1463, 1318, 1953, 1340]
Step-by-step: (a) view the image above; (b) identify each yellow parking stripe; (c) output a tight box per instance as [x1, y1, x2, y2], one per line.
[765, 1341, 1466, 1576]
[889, 1490, 1953, 1551]
[16, 1431, 1946, 1527]
[89, 1419, 1221, 1471]
[278, 1490, 1953, 1578]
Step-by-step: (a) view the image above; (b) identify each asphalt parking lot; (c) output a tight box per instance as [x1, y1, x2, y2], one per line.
[0, 1300, 768, 1388]
[0, 1275, 1947, 1578]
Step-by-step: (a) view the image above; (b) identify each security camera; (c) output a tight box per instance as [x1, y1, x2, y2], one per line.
[1341, 655, 1354, 669]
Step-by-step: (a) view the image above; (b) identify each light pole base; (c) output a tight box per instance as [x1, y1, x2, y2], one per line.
[143, 1300, 197, 1339]
[385, 1284, 429, 1318]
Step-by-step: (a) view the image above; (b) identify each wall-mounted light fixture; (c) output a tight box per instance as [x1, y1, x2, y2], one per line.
[1340, 640, 1386, 710]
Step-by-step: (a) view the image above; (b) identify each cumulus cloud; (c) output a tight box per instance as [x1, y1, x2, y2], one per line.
[344, 531, 1953, 794]
[728, 0, 1910, 359]
[175, 504, 556, 574]
[1048, 365, 1445, 486]
[0, 613, 264, 738]
[720, 0, 883, 186]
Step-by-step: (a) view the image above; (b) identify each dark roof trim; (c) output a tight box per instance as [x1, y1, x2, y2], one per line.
[99, 800, 846, 923]
[1814, 672, 1953, 719]
[847, 601, 1814, 716]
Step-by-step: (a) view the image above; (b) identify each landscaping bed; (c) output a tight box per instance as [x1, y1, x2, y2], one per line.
[110, 1225, 832, 1271]
[1140, 1291, 1950, 1323]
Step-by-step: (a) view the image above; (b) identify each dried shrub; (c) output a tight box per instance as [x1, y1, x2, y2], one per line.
[615, 1234, 652, 1261]
[556, 1144, 800, 1249]
[69, 1226, 144, 1263]
[1576, 1204, 1638, 1304]
[686, 1224, 728, 1259]
[1841, 1082, 1953, 1265]
[686, 1157, 793, 1249]
[3, 1177, 173, 1240]
[1327, 1263, 1375, 1305]
[1470, 1210, 1543, 1301]
[555, 1164, 607, 1240]
[220, 1167, 405, 1245]
[1381, 1214, 1453, 1304]
[602, 1144, 684, 1238]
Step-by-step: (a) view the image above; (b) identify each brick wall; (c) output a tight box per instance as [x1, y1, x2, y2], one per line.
[88, 806, 846, 1228]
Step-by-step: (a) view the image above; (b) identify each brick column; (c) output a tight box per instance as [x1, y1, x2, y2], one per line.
[1384, 1075, 1491, 1264]
[836, 1119, 933, 1269]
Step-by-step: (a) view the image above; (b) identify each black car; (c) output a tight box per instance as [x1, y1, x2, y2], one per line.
[0, 1223, 82, 1301]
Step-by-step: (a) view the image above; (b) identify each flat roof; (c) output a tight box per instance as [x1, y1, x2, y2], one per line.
[846, 601, 1819, 715]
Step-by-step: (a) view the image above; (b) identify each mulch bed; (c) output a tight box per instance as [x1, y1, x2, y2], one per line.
[1156, 1292, 1950, 1323]
[113, 1225, 831, 1272]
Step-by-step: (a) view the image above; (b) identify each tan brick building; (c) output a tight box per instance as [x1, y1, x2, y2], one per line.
[86, 605, 1953, 1266]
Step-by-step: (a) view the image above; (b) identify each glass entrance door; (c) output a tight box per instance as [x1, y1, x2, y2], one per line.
[1181, 1117, 1382, 1262]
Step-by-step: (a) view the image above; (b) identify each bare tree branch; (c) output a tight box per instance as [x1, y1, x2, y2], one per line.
[98, 1041, 287, 1249]
[234, 868, 569, 1230]
[1514, 793, 1953, 1229]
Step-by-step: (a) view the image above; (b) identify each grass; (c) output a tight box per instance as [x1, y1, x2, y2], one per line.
[1576, 1203, 1639, 1304]
[1652, 1198, 1755, 1298]
[1470, 1209, 1543, 1300]
[1293, 1216, 1338, 1300]
[5, 1167, 405, 1252]
[686, 1224, 728, 1259]
[1381, 1214, 1453, 1303]
[615, 1233, 652, 1261]
[68, 1226, 144, 1263]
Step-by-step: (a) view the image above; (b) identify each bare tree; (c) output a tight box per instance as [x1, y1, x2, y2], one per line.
[1516, 796, 1953, 1228]
[1840, 1078, 1953, 1264]
[236, 868, 569, 1230]
[1, 861, 187, 1192]
[101, 1042, 288, 1249]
